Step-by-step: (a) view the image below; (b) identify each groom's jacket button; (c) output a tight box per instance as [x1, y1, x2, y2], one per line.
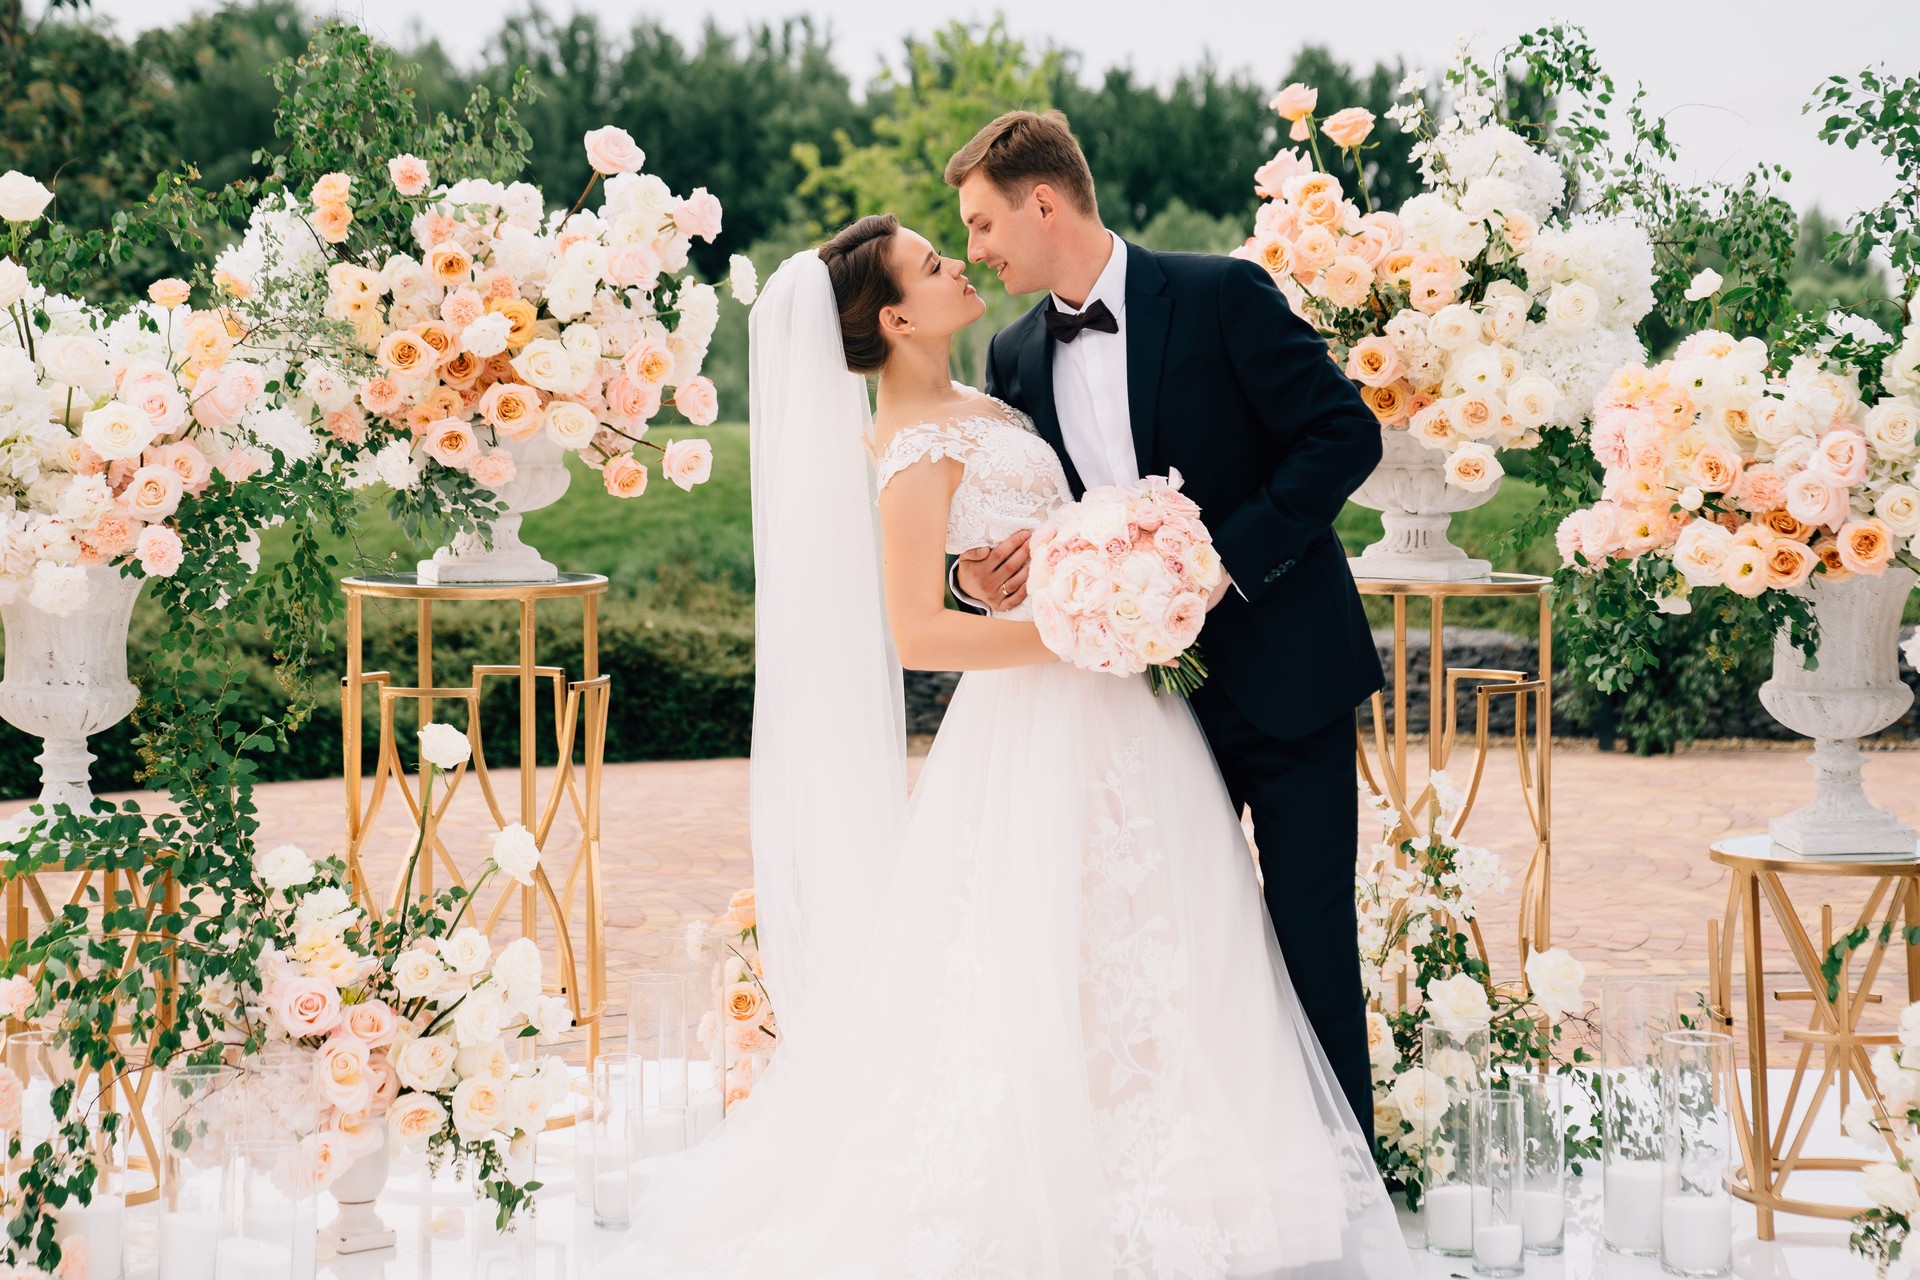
[1263, 560, 1296, 584]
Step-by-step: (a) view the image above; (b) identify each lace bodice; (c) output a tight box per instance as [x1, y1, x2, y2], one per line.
[872, 394, 1071, 556]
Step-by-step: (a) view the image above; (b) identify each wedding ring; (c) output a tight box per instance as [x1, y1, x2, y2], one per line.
[1001, 584, 1014, 597]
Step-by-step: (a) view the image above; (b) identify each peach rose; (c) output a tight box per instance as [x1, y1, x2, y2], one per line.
[1360, 381, 1412, 427]
[725, 981, 764, 1023]
[1319, 254, 1373, 309]
[426, 242, 474, 287]
[478, 381, 545, 440]
[387, 1092, 448, 1150]
[1687, 445, 1742, 495]
[487, 297, 538, 348]
[1443, 442, 1501, 492]
[412, 320, 458, 363]
[583, 125, 647, 176]
[1269, 83, 1318, 122]
[1839, 517, 1896, 574]
[123, 464, 184, 521]
[604, 371, 661, 428]
[1760, 536, 1819, 589]
[624, 340, 674, 388]
[468, 450, 518, 489]
[377, 331, 433, 378]
[674, 376, 719, 426]
[423, 419, 482, 468]
[147, 278, 191, 308]
[661, 438, 713, 491]
[1249, 236, 1294, 281]
[387, 154, 430, 196]
[1290, 225, 1337, 277]
[440, 349, 483, 390]
[1758, 507, 1815, 542]
[271, 976, 342, 1038]
[602, 454, 649, 498]
[311, 172, 352, 205]
[1344, 335, 1404, 388]
[312, 201, 353, 244]
[344, 999, 399, 1050]
[1320, 107, 1376, 149]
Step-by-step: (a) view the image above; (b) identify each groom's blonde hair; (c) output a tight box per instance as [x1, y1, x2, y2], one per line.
[944, 110, 1097, 217]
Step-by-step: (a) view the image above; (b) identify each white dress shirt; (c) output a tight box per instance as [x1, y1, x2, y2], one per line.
[1049, 231, 1138, 490]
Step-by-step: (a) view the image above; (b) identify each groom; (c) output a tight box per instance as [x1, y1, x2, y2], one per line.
[946, 110, 1386, 1137]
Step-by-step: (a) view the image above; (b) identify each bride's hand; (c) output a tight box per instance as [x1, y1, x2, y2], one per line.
[956, 530, 1032, 610]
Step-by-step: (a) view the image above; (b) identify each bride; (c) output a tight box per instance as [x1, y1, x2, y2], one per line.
[596, 218, 1413, 1278]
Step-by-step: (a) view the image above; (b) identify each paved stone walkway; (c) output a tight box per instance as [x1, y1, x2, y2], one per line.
[43, 738, 1920, 1058]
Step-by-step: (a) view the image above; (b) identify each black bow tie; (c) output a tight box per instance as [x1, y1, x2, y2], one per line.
[1044, 297, 1119, 344]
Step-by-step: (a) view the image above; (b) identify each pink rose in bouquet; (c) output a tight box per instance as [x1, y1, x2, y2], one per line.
[1027, 470, 1221, 696]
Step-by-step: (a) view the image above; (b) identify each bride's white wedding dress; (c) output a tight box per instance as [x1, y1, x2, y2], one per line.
[598, 373, 1413, 1277]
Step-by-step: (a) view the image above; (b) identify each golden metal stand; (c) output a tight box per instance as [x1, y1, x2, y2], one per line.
[1352, 571, 1554, 998]
[4, 860, 177, 1205]
[1707, 834, 1920, 1239]
[341, 573, 610, 1066]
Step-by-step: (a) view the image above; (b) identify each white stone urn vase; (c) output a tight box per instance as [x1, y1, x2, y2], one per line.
[1348, 428, 1499, 582]
[1760, 565, 1918, 857]
[323, 1118, 395, 1253]
[0, 565, 143, 818]
[418, 434, 572, 584]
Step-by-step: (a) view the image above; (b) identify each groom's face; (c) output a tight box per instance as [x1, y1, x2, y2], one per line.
[958, 175, 1051, 297]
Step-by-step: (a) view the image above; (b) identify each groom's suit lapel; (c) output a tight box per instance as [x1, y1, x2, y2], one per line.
[1014, 307, 1084, 497]
[1122, 240, 1171, 480]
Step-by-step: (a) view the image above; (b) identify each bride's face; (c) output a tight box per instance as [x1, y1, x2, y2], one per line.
[880, 228, 985, 347]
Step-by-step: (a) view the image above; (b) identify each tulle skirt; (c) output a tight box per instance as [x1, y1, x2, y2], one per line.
[597, 662, 1413, 1279]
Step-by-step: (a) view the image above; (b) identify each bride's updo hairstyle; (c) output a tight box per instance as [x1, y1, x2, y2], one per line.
[819, 214, 903, 375]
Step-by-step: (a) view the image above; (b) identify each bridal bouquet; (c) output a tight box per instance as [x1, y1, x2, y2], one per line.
[1236, 41, 1654, 489]
[221, 722, 575, 1227]
[298, 127, 751, 516]
[1555, 317, 1920, 613]
[1027, 471, 1220, 696]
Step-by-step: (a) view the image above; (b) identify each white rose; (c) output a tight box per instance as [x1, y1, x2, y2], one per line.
[510, 338, 577, 392]
[1684, 268, 1723, 302]
[728, 254, 758, 304]
[0, 258, 27, 307]
[1523, 947, 1587, 1020]
[386, 1093, 449, 1151]
[392, 949, 446, 1000]
[1425, 304, 1481, 351]
[1365, 1009, 1398, 1071]
[1423, 972, 1494, 1035]
[452, 985, 508, 1047]
[490, 935, 544, 1010]
[1443, 441, 1503, 493]
[532, 994, 574, 1039]
[489, 822, 541, 887]
[0, 171, 54, 223]
[504, 1075, 551, 1136]
[256, 844, 316, 892]
[1862, 1161, 1920, 1218]
[38, 334, 114, 394]
[450, 1075, 508, 1141]
[1389, 1065, 1449, 1130]
[455, 1040, 511, 1082]
[79, 400, 157, 461]
[460, 313, 512, 359]
[1545, 281, 1599, 331]
[542, 400, 598, 450]
[441, 927, 491, 975]
[1877, 485, 1920, 539]
[392, 1035, 457, 1092]
[1864, 398, 1920, 460]
[416, 722, 471, 770]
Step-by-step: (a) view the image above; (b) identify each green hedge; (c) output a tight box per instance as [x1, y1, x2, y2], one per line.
[0, 595, 753, 799]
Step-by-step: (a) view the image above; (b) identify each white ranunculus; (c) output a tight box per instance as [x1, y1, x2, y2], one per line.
[441, 926, 491, 975]
[0, 257, 27, 307]
[256, 844, 316, 892]
[490, 935, 543, 1010]
[1423, 972, 1494, 1035]
[1862, 1161, 1920, 1218]
[417, 721, 471, 770]
[1684, 268, 1723, 302]
[392, 949, 446, 1000]
[0, 171, 54, 223]
[489, 822, 541, 887]
[1523, 947, 1587, 1019]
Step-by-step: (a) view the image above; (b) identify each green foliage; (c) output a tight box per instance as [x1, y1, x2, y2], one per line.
[1808, 64, 1920, 308]
[1131, 198, 1247, 256]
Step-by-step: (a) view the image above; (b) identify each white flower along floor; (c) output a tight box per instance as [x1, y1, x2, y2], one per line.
[102, 1070, 1882, 1280]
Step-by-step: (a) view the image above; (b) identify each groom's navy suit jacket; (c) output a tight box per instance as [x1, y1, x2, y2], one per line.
[984, 241, 1385, 740]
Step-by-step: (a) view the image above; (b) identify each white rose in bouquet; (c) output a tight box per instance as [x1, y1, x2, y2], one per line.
[489, 823, 541, 887]
[256, 844, 316, 892]
[417, 722, 471, 770]
[1423, 972, 1494, 1035]
[1523, 947, 1587, 1020]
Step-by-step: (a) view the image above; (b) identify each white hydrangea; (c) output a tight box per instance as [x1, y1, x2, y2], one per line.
[1429, 122, 1566, 221]
[1514, 322, 1648, 431]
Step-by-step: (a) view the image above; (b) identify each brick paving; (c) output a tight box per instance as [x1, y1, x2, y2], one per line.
[40, 737, 1920, 1060]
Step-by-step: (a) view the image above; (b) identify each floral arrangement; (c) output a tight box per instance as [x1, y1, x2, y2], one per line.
[696, 887, 778, 1109]
[1555, 318, 1919, 620]
[0, 170, 374, 615]
[1027, 471, 1221, 696]
[1234, 38, 1654, 492]
[1357, 777, 1597, 1200]
[288, 126, 753, 521]
[218, 721, 576, 1227]
[1851, 1001, 1920, 1274]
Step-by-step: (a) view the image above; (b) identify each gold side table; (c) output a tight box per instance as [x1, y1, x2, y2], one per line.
[1353, 570, 1554, 999]
[1707, 834, 1920, 1239]
[341, 573, 610, 1066]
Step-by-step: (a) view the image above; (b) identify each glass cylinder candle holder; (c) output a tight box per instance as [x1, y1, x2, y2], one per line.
[1601, 978, 1680, 1256]
[591, 1053, 640, 1228]
[628, 972, 689, 1114]
[159, 1062, 240, 1280]
[5, 1029, 75, 1173]
[1419, 1019, 1491, 1257]
[1515, 1073, 1566, 1255]
[56, 1161, 127, 1280]
[1660, 1031, 1735, 1278]
[217, 1139, 316, 1280]
[675, 923, 728, 1132]
[1470, 1089, 1525, 1278]
[572, 1084, 595, 1208]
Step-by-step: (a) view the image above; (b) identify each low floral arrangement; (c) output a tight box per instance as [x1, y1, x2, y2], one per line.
[270, 126, 753, 529]
[1028, 471, 1221, 696]
[210, 721, 576, 1228]
[1357, 776, 1598, 1200]
[1850, 1001, 1920, 1274]
[697, 887, 777, 1109]
[1555, 315, 1919, 626]
[1234, 33, 1654, 492]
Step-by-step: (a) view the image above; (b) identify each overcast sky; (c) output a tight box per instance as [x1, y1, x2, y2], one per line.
[79, 0, 1907, 219]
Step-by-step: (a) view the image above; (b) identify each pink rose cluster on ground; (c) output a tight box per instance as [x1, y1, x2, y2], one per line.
[1027, 471, 1225, 681]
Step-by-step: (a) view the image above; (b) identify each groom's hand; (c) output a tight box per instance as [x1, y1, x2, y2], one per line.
[955, 530, 1032, 611]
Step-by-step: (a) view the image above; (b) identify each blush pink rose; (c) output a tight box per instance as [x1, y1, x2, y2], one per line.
[602, 454, 649, 498]
[316, 1035, 372, 1113]
[147, 278, 191, 309]
[366, 1050, 400, 1116]
[672, 188, 724, 242]
[1269, 83, 1318, 121]
[147, 441, 213, 494]
[674, 376, 718, 426]
[583, 126, 646, 176]
[607, 243, 663, 289]
[1345, 335, 1404, 388]
[423, 419, 482, 469]
[191, 363, 265, 429]
[661, 438, 713, 490]
[271, 976, 343, 1038]
[604, 372, 661, 429]
[1785, 471, 1850, 531]
[1320, 107, 1376, 149]
[1253, 149, 1311, 200]
[467, 450, 518, 489]
[344, 999, 399, 1049]
[387, 154, 431, 196]
[1810, 428, 1870, 486]
[123, 464, 185, 521]
[120, 372, 188, 437]
[0, 1061, 22, 1131]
